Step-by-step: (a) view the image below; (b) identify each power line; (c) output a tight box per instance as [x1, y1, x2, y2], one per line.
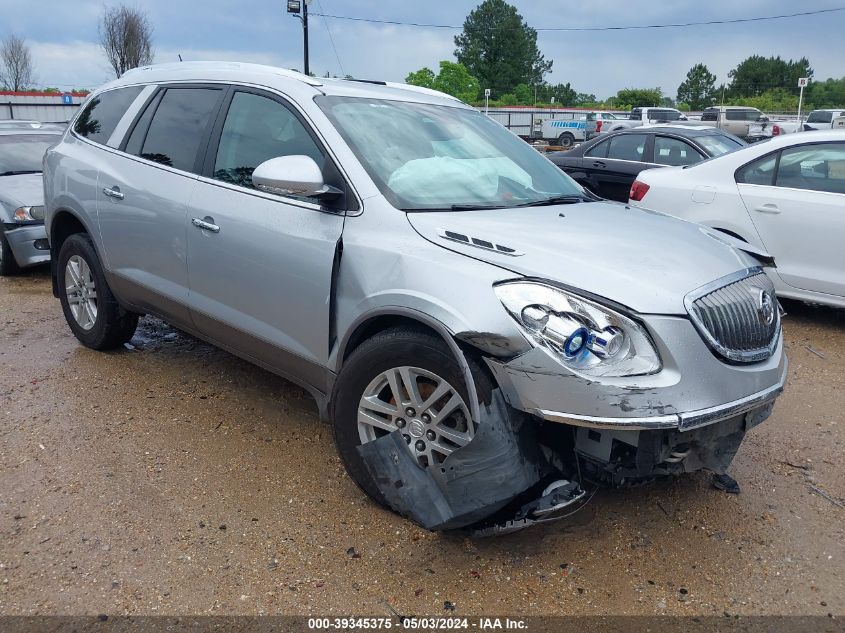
[310, 6, 845, 32]
[316, 0, 345, 77]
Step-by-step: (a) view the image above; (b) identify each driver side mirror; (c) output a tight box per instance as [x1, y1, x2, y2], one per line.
[251, 155, 341, 199]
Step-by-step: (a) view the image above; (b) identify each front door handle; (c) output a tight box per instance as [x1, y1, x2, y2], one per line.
[592, 161, 606, 168]
[102, 186, 124, 200]
[191, 216, 220, 233]
[753, 203, 781, 214]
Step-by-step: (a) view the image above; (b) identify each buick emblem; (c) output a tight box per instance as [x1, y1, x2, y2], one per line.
[755, 289, 776, 326]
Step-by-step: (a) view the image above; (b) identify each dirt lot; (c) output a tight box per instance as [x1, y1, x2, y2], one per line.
[1, 268, 843, 617]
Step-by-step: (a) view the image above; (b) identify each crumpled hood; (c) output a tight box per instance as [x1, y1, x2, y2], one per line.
[407, 201, 758, 315]
[0, 173, 44, 219]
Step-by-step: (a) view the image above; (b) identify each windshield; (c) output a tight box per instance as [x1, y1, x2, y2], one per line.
[0, 135, 59, 175]
[316, 96, 582, 210]
[696, 134, 745, 157]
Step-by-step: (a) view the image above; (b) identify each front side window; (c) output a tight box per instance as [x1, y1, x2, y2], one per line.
[606, 134, 647, 162]
[316, 96, 582, 211]
[775, 143, 845, 194]
[133, 88, 221, 172]
[0, 134, 61, 175]
[654, 136, 702, 166]
[213, 91, 324, 190]
[737, 153, 777, 186]
[73, 86, 143, 145]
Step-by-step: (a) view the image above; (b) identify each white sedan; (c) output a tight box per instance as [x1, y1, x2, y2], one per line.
[629, 130, 845, 308]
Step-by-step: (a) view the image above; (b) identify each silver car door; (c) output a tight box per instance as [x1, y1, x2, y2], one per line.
[96, 86, 225, 323]
[185, 88, 347, 392]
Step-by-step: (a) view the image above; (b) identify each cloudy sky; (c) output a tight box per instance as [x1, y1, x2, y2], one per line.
[3, 0, 844, 98]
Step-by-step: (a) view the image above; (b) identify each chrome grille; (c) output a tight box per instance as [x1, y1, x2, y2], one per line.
[685, 269, 781, 363]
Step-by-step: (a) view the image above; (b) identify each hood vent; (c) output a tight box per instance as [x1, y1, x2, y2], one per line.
[438, 229, 523, 257]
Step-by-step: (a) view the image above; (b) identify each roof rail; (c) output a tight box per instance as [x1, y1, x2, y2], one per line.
[383, 82, 462, 103]
[120, 61, 323, 87]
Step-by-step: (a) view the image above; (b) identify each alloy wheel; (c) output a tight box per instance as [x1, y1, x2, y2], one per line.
[357, 366, 474, 467]
[65, 255, 98, 330]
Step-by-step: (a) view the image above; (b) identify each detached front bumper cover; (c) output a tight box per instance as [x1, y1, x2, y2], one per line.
[357, 390, 584, 531]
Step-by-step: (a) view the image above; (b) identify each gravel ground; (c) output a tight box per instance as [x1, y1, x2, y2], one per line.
[0, 268, 843, 617]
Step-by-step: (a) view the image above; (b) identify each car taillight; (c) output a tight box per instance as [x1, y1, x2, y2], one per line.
[629, 180, 650, 202]
[596, 120, 602, 133]
[773, 125, 781, 136]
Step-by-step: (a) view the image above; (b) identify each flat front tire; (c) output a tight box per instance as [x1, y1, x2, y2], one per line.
[57, 233, 138, 350]
[331, 327, 492, 505]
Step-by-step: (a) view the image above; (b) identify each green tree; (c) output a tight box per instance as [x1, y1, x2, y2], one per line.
[405, 67, 436, 89]
[513, 83, 532, 104]
[615, 87, 663, 109]
[728, 55, 813, 97]
[432, 61, 480, 103]
[677, 63, 717, 110]
[406, 61, 480, 103]
[454, 0, 552, 98]
[806, 76, 845, 109]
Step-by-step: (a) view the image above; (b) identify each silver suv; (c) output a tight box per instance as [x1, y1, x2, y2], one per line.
[44, 63, 787, 533]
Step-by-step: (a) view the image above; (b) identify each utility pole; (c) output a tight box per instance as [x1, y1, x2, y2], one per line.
[287, 0, 310, 76]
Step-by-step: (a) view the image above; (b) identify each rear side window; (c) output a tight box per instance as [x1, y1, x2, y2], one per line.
[584, 138, 610, 158]
[132, 88, 222, 172]
[654, 136, 702, 166]
[701, 109, 718, 122]
[73, 86, 143, 145]
[737, 154, 777, 185]
[726, 109, 760, 122]
[606, 134, 647, 161]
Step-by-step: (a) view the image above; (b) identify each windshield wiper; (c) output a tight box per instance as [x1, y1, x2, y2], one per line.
[448, 203, 510, 211]
[513, 194, 592, 208]
[0, 170, 41, 177]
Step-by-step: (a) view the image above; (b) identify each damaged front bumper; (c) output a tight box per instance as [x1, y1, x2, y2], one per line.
[486, 313, 787, 433]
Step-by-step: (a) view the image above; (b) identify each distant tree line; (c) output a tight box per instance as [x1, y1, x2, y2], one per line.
[405, 0, 843, 112]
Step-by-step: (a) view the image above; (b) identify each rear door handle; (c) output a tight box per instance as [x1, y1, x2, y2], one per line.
[753, 203, 781, 214]
[102, 186, 124, 200]
[592, 161, 606, 168]
[191, 216, 220, 233]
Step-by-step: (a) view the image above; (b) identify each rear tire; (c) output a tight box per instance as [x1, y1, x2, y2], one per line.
[0, 230, 23, 276]
[557, 132, 575, 148]
[331, 327, 493, 505]
[57, 233, 138, 350]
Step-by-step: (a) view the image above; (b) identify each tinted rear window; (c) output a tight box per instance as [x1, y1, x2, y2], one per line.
[73, 86, 143, 145]
[135, 88, 221, 172]
[807, 111, 833, 123]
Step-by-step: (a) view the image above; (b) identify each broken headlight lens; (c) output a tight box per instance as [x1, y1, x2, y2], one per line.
[495, 281, 661, 377]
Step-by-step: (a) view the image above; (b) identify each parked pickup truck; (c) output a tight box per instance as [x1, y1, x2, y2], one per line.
[804, 109, 845, 130]
[603, 107, 688, 132]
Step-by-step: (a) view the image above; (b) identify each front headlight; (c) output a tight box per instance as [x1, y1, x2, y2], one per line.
[13, 206, 45, 222]
[495, 281, 661, 377]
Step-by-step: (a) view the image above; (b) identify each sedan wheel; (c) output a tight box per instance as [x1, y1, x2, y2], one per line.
[357, 365, 474, 468]
[64, 254, 98, 330]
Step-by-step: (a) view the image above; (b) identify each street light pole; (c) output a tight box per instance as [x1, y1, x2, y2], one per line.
[287, 0, 310, 76]
[302, 0, 309, 76]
